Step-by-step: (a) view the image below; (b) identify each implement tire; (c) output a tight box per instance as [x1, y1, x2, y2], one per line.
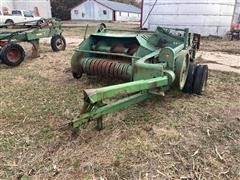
[183, 63, 198, 93]
[193, 65, 208, 95]
[0, 43, 25, 67]
[72, 71, 83, 79]
[51, 35, 66, 52]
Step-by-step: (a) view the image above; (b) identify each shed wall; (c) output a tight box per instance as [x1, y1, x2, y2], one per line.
[115, 11, 140, 21]
[71, 0, 113, 21]
[142, 0, 236, 36]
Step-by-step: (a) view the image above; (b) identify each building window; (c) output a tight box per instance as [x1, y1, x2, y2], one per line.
[74, 10, 78, 15]
[103, 10, 107, 15]
[128, 12, 129, 17]
[82, 13, 85, 17]
[119, 12, 121, 16]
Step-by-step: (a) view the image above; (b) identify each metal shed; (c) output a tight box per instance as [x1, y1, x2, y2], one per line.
[71, 0, 141, 21]
[141, 0, 238, 36]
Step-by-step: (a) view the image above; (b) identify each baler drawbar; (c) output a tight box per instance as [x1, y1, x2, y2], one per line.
[71, 24, 208, 130]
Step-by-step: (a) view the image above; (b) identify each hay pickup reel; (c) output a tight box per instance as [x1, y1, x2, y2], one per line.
[0, 18, 66, 67]
[71, 24, 208, 130]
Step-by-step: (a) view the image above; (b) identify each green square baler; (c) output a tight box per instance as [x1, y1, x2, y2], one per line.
[70, 24, 208, 130]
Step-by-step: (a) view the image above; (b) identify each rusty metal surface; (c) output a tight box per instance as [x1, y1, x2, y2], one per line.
[111, 43, 127, 54]
[127, 43, 139, 55]
[80, 58, 132, 80]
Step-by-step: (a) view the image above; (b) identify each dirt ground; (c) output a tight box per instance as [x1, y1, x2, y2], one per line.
[199, 38, 240, 74]
[0, 27, 240, 179]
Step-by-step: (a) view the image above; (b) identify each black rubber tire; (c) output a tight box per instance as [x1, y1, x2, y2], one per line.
[51, 35, 66, 52]
[72, 72, 82, 79]
[183, 63, 198, 93]
[0, 48, 2, 63]
[97, 23, 106, 32]
[0, 43, 25, 67]
[193, 65, 208, 95]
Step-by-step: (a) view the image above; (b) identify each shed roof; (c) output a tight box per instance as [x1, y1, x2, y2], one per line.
[95, 0, 140, 13]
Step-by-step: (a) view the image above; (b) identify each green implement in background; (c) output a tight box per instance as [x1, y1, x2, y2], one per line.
[0, 18, 66, 67]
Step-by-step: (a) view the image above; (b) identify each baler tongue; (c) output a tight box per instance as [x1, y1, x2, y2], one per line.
[72, 76, 169, 129]
[84, 76, 169, 104]
[70, 24, 207, 130]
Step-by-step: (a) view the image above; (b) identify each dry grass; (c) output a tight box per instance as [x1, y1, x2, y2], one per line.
[0, 27, 240, 179]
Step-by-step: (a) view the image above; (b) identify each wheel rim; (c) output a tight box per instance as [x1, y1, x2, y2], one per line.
[97, 23, 106, 32]
[6, 48, 21, 63]
[179, 57, 189, 89]
[175, 55, 190, 90]
[56, 38, 64, 49]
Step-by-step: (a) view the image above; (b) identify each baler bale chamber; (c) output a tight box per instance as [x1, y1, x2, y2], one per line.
[70, 24, 208, 130]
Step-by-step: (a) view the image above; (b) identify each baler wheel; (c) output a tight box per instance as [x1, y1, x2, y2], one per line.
[0, 43, 25, 66]
[72, 65, 83, 79]
[183, 63, 198, 93]
[193, 65, 208, 95]
[96, 23, 106, 32]
[72, 72, 83, 79]
[175, 55, 190, 90]
[51, 35, 66, 52]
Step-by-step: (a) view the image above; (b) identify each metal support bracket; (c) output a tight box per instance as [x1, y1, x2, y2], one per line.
[72, 92, 152, 129]
[30, 40, 40, 58]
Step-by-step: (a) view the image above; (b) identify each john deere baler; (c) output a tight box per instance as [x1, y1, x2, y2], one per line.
[70, 24, 208, 130]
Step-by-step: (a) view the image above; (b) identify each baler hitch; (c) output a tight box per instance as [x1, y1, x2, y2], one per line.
[72, 76, 170, 129]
